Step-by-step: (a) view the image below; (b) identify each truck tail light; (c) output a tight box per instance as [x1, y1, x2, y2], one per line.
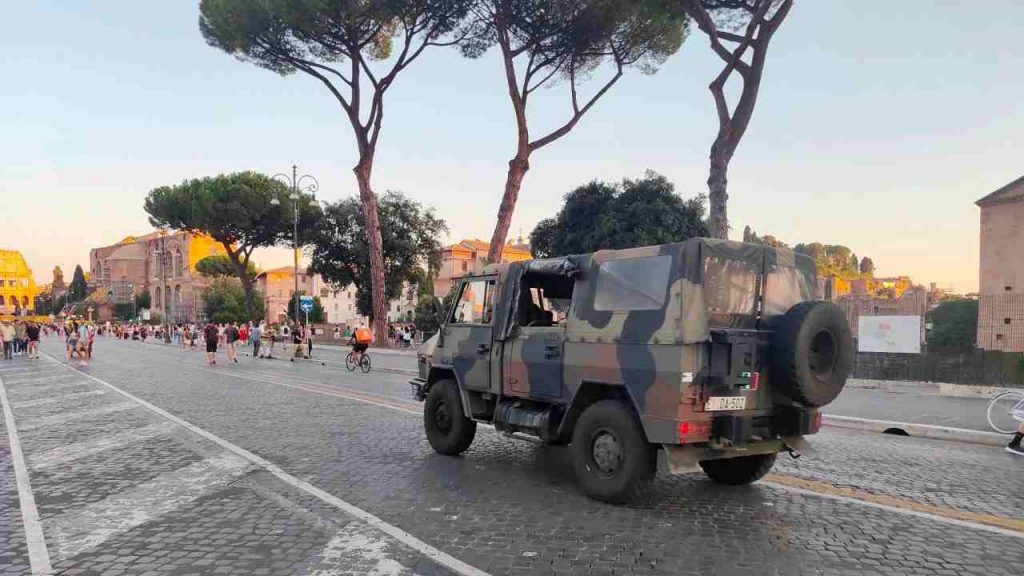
[678, 420, 710, 443]
[812, 411, 822, 432]
[750, 371, 760, 391]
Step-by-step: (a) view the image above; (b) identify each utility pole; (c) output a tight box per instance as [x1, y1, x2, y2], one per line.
[272, 165, 319, 328]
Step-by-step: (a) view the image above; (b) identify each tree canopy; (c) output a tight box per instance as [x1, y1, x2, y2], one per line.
[928, 299, 978, 348]
[530, 171, 708, 258]
[199, 0, 472, 344]
[195, 255, 257, 278]
[309, 191, 447, 319]
[459, 0, 689, 262]
[69, 265, 88, 301]
[144, 171, 320, 321]
[203, 279, 265, 324]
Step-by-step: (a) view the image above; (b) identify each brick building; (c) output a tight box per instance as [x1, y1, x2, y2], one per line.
[976, 175, 1024, 351]
[89, 231, 227, 323]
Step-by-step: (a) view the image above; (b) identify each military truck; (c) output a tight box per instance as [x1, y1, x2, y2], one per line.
[410, 238, 852, 503]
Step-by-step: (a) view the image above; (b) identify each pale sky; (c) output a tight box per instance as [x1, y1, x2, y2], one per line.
[2, 1, 1022, 293]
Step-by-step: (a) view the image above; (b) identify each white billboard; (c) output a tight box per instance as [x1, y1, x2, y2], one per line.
[858, 315, 921, 354]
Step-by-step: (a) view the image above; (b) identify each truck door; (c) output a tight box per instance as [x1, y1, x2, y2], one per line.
[505, 274, 573, 399]
[442, 276, 496, 392]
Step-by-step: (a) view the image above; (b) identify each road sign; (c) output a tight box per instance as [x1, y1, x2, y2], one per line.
[300, 296, 314, 313]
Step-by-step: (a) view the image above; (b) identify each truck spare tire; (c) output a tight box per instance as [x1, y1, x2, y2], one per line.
[770, 301, 853, 407]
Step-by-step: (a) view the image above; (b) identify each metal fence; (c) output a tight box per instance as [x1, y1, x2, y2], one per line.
[851, 344, 1024, 387]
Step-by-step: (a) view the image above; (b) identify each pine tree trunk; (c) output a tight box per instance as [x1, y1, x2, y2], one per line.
[354, 161, 388, 347]
[707, 146, 730, 240]
[487, 153, 530, 263]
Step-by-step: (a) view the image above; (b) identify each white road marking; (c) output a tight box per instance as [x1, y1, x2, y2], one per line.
[13, 390, 107, 409]
[0, 373, 54, 575]
[16, 403, 138, 431]
[47, 452, 253, 560]
[41, 353, 494, 576]
[4, 382, 92, 400]
[28, 422, 176, 470]
[308, 523, 406, 576]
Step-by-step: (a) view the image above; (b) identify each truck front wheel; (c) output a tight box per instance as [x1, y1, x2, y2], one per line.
[570, 400, 656, 503]
[699, 453, 776, 485]
[424, 379, 476, 456]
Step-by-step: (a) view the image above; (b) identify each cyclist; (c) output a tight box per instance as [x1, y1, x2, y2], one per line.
[349, 324, 373, 366]
[1008, 421, 1024, 457]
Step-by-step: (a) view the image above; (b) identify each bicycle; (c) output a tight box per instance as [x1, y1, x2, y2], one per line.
[986, 389, 1024, 434]
[345, 350, 372, 373]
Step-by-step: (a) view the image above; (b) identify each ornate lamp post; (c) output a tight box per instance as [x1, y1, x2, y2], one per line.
[271, 166, 319, 324]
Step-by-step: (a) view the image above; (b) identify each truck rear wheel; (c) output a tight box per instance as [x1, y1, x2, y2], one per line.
[570, 400, 656, 503]
[699, 453, 776, 485]
[424, 379, 476, 456]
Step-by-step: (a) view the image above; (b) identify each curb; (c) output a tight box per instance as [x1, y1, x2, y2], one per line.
[823, 414, 1009, 447]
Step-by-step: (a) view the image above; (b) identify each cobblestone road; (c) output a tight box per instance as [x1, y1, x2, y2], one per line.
[1, 337, 1021, 576]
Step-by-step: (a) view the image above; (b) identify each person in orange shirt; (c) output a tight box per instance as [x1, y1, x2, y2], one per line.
[349, 324, 373, 365]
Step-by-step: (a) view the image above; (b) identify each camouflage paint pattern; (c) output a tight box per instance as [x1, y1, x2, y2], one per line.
[428, 238, 819, 446]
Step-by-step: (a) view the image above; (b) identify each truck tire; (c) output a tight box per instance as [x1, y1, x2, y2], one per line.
[699, 453, 776, 485]
[424, 379, 476, 456]
[570, 400, 656, 504]
[770, 301, 853, 407]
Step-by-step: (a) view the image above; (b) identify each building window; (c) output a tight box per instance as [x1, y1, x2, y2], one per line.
[1005, 318, 1012, 325]
[461, 261, 468, 273]
[1006, 286, 1014, 292]
[996, 334, 1004, 342]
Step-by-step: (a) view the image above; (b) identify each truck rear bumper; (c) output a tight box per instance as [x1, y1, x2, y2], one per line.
[662, 439, 785, 475]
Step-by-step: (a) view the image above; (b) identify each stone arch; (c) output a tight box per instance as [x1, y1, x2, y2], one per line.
[0, 295, 5, 307]
[22, 296, 29, 308]
[174, 285, 182, 303]
[174, 249, 184, 277]
[154, 287, 162, 309]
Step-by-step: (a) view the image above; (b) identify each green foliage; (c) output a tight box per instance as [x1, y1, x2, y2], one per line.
[859, 256, 876, 276]
[742, 226, 789, 248]
[530, 171, 708, 258]
[196, 255, 256, 278]
[794, 243, 864, 279]
[460, 0, 687, 80]
[202, 279, 265, 324]
[286, 291, 326, 323]
[414, 286, 458, 335]
[135, 291, 152, 311]
[309, 191, 447, 319]
[144, 171, 320, 321]
[928, 299, 978, 347]
[69, 265, 88, 301]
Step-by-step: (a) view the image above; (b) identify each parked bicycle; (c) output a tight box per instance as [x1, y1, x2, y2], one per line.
[986, 389, 1024, 434]
[345, 350, 372, 373]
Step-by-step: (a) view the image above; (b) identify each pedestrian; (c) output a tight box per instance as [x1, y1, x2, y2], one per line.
[26, 321, 40, 359]
[66, 322, 80, 361]
[266, 324, 278, 359]
[14, 321, 27, 355]
[291, 322, 305, 361]
[239, 322, 249, 347]
[203, 320, 219, 365]
[77, 322, 90, 366]
[225, 322, 240, 363]
[250, 321, 263, 358]
[306, 323, 313, 358]
[0, 320, 14, 360]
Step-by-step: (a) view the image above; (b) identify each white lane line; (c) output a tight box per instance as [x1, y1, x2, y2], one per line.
[13, 390, 107, 409]
[5, 382, 92, 400]
[16, 403, 138, 431]
[307, 523, 406, 576]
[47, 452, 253, 560]
[0, 372, 54, 575]
[41, 353, 493, 576]
[28, 422, 176, 471]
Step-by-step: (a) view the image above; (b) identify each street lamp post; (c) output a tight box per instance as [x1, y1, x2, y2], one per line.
[272, 166, 319, 325]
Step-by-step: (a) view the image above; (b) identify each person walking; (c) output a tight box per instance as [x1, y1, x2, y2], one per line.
[250, 322, 262, 359]
[26, 321, 40, 359]
[0, 321, 14, 360]
[14, 321, 27, 356]
[77, 322, 90, 366]
[225, 322, 240, 364]
[203, 320, 219, 366]
[265, 324, 278, 359]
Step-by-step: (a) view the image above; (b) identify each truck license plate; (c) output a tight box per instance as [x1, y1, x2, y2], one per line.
[705, 396, 746, 411]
